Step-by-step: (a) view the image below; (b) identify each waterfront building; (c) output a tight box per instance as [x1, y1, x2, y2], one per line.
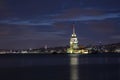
[114, 48, 120, 53]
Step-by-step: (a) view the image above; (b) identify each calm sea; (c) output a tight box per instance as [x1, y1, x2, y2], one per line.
[0, 54, 120, 80]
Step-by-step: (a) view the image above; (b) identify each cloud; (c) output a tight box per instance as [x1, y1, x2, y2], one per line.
[0, 0, 12, 19]
[110, 35, 120, 39]
[0, 24, 67, 40]
[0, 8, 120, 26]
[85, 21, 117, 33]
[0, 23, 68, 49]
[54, 9, 120, 23]
[0, 19, 54, 26]
[55, 8, 104, 19]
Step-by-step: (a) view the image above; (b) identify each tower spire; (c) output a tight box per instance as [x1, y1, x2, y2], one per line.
[73, 24, 75, 34]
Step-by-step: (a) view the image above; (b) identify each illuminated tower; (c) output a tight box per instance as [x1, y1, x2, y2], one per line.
[67, 24, 79, 53]
[67, 24, 89, 54]
[70, 24, 79, 49]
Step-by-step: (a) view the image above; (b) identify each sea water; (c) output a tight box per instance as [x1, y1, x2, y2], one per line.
[0, 54, 120, 80]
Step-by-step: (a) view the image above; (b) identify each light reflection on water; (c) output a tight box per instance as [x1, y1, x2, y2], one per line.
[70, 54, 79, 80]
[69, 54, 120, 80]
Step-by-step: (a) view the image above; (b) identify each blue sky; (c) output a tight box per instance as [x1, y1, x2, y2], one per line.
[0, 0, 120, 49]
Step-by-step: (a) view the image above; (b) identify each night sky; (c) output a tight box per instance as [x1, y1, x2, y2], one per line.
[0, 0, 120, 49]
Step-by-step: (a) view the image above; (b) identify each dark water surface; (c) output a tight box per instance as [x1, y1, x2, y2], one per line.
[0, 54, 120, 80]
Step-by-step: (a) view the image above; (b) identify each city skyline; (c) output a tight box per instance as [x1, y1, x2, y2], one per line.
[0, 0, 120, 49]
